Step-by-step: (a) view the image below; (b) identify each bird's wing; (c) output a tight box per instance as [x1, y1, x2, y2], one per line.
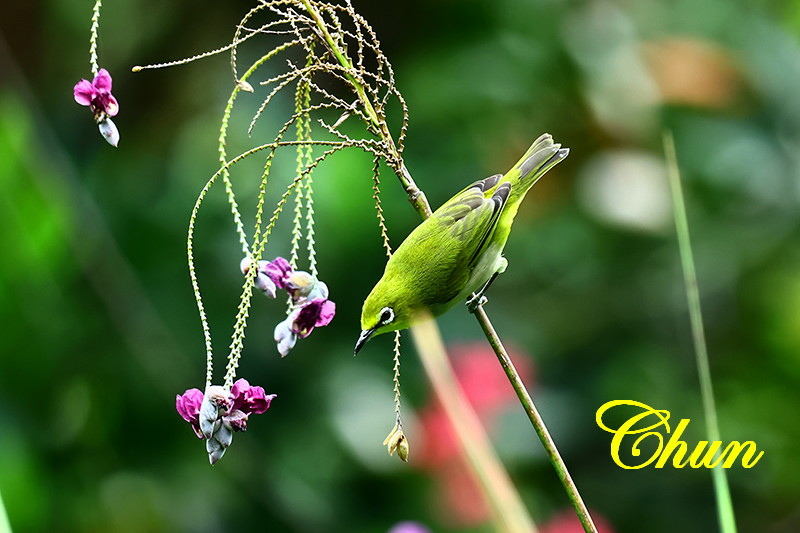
[416, 175, 510, 299]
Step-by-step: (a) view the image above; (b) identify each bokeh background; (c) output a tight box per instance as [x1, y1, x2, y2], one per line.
[1, 0, 799, 531]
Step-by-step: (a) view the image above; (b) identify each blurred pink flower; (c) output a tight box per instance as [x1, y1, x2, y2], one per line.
[417, 342, 534, 469]
[387, 521, 431, 533]
[437, 463, 490, 527]
[414, 342, 535, 527]
[540, 508, 615, 533]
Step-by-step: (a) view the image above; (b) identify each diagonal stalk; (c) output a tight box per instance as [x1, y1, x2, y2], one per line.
[664, 131, 737, 533]
[473, 306, 597, 532]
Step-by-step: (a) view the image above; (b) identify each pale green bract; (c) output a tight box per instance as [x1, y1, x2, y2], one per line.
[356, 134, 569, 353]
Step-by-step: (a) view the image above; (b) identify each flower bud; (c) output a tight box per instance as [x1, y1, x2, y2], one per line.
[216, 421, 234, 448]
[199, 399, 219, 440]
[383, 423, 401, 454]
[236, 79, 254, 92]
[206, 436, 226, 465]
[285, 271, 318, 302]
[383, 423, 409, 462]
[200, 386, 230, 439]
[240, 257, 256, 274]
[225, 409, 249, 432]
[396, 434, 410, 462]
[255, 272, 277, 298]
[306, 280, 329, 301]
[98, 117, 119, 147]
[274, 319, 297, 357]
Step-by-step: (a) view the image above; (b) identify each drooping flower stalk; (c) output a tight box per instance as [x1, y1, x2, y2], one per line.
[73, 0, 120, 146]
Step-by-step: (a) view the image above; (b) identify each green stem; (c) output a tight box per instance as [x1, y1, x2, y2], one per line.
[663, 131, 737, 533]
[474, 307, 597, 532]
[218, 40, 299, 257]
[298, 0, 431, 219]
[299, 0, 378, 125]
[88, 0, 103, 75]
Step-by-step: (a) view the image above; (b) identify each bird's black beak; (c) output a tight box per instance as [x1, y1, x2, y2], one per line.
[354, 327, 376, 355]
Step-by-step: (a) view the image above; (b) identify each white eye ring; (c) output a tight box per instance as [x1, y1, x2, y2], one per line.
[379, 307, 394, 325]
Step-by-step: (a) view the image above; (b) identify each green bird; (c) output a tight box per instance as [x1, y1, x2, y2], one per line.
[355, 133, 568, 354]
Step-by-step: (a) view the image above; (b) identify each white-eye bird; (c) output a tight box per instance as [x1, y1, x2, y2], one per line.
[355, 133, 568, 354]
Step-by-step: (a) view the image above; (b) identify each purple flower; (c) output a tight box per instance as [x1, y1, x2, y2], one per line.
[73, 68, 119, 118]
[262, 257, 292, 289]
[274, 297, 336, 356]
[291, 298, 336, 338]
[241, 257, 293, 298]
[245, 255, 335, 356]
[176, 379, 275, 464]
[231, 378, 275, 416]
[176, 388, 205, 439]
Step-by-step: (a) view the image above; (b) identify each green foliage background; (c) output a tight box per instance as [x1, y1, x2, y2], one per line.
[1, 0, 799, 531]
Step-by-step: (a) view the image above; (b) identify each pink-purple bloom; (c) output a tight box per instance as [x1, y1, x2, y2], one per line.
[241, 257, 293, 298]
[73, 68, 119, 117]
[245, 256, 336, 356]
[230, 378, 274, 416]
[176, 387, 205, 438]
[273, 297, 335, 356]
[262, 257, 292, 289]
[292, 298, 336, 337]
[73, 68, 121, 147]
[176, 378, 276, 464]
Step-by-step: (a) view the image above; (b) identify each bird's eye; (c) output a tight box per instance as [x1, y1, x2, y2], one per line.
[379, 307, 394, 325]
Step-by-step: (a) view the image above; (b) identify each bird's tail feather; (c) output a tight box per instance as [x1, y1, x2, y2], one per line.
[507, 133, 569, 196]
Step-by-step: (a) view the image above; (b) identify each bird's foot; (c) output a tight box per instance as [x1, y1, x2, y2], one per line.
[466, 293, 488, 313]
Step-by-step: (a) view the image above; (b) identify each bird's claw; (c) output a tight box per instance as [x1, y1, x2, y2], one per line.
[466, 293, 488, 313]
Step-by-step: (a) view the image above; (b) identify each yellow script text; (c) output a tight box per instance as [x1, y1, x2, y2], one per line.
[595, 400, 764, 469]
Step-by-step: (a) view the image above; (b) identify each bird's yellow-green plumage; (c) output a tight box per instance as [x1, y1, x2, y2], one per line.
[356, 134, 568, 353]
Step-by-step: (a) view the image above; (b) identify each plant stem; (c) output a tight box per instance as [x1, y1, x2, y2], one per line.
[474, 307, 597, 532]
[299, 0, 431, 219]
[88, 0, 103, 75]
[664, 131, 737, 533]
[411, 316, 537, 533]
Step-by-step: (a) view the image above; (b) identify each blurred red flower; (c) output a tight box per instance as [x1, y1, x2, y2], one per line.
[414, 342, 535, 527]
[540, 508, 615, 533]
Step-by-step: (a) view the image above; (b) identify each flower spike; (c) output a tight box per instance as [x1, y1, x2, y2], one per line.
[176, 379, 276, 464]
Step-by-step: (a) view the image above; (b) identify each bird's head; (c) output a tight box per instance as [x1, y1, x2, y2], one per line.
[355, 281, 417, 354]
